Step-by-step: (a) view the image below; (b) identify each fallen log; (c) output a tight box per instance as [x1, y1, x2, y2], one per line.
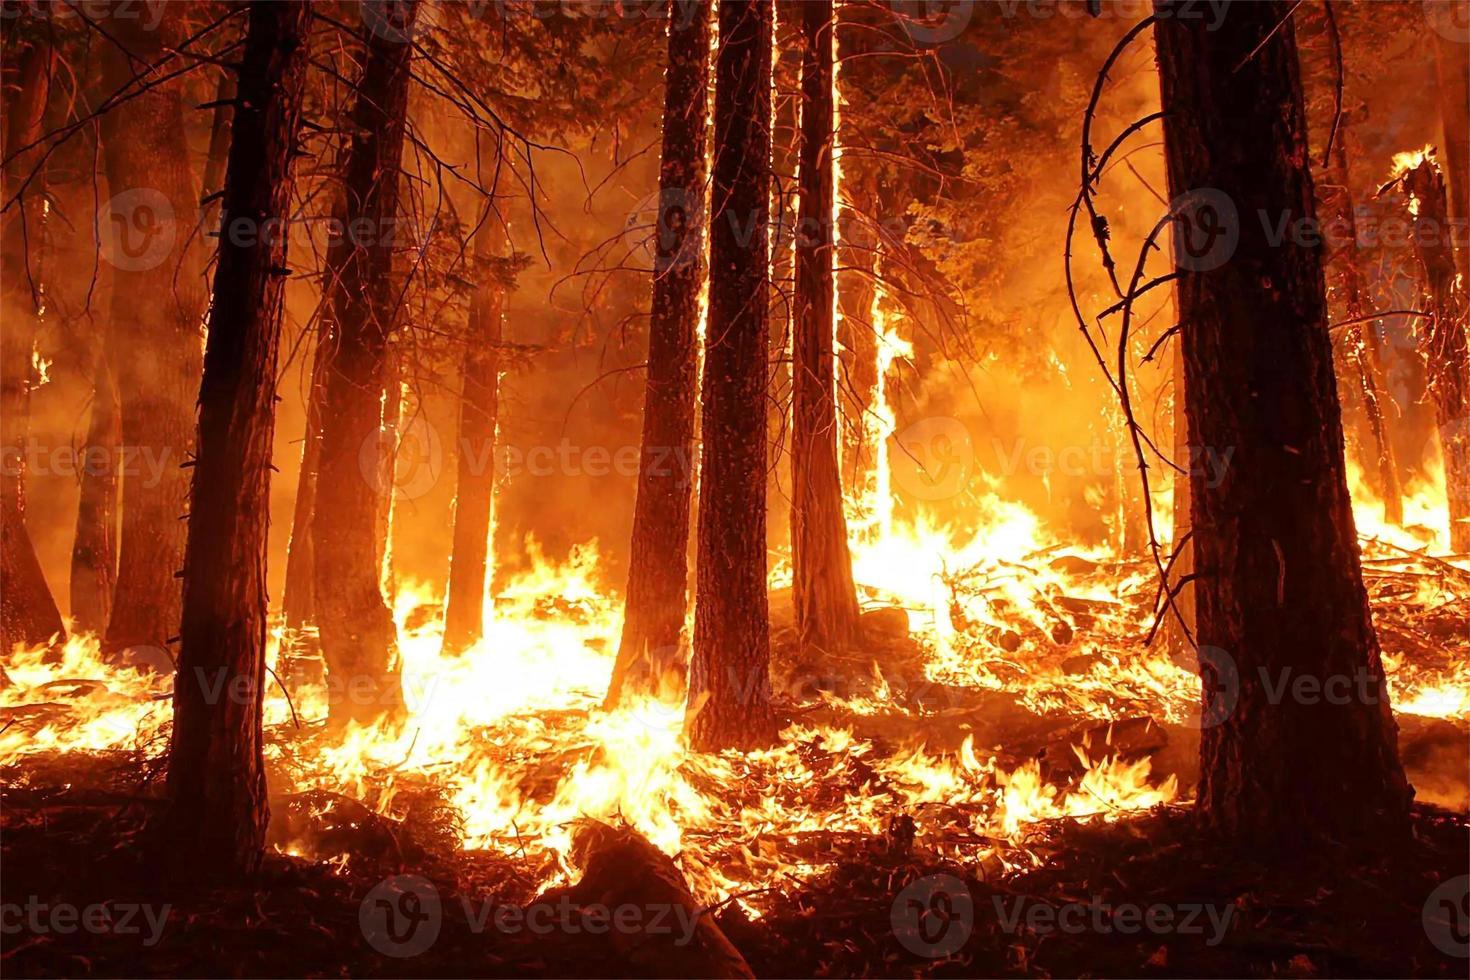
[537, 819, 754, 979]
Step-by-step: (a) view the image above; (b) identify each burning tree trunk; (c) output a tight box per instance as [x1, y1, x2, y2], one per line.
[166, 0, 312, 876]
[1166, 341, 1194, 655]
[442, 215, 508, 655]
[1325, 131, 1402, 524]
[1391, 155, 1470, 553]
[99, 9, 207, 660]
[311, 0, 418, 725]
[1, 27, 64, 651]
[791, 0, 861, 653]
[70, 350, 120, 634]
[1432, 31, 1468, 281]
[685, 0, 777, 752]
[281, 348, 324, 631]
[1153, 0, 1410, 848]
[605, 0, 711, 706]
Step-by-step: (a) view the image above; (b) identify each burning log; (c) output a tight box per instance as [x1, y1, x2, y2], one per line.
[537, 819, 753, 979]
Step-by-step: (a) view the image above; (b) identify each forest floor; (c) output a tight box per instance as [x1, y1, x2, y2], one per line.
[1, 765, 1466, 978]
[2, 543, 1467, 977]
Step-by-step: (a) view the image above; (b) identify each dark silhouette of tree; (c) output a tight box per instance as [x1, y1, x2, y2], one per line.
[1154, 0, 1410, 849]
[605, 0, 711, 707]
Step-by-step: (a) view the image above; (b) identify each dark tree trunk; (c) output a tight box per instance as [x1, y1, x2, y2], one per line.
[70, 348, 120, 634]
[1153, 0, 1410, 849]
[99, 9, 207, 661]
[280, 345, 324, 631]
[311, 0, 418, 726]
[1395, 157, 1470, 553]
[165, 0, 312, 878]
[604, 0, 711, 707]
[1, 28, 64, 651]
[685, 0, 777, 752]
[1432, 32, 1469, 281]
[442, 218, 507, 655]
[1324, 132, 1402, 524]
[791, 0, 860, 653]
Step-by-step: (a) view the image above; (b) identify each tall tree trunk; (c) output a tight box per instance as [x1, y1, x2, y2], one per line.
[1153, 0, 1410, 849]
[685, 0, 777, 752]
[311, 0, 417, 726]
[1432, 31, 1469, 281]
[99, 9, 207, 661]
[1395, 157, 1470, 553]
[167, 0, 312, 877]
[1326, 132, 1403, 524]
[792, 0, 861, 653]
[70, 348, 120, 634]
[605, 0, 711, 707]
[442, 216, 508, 655]
[1, 27, 65, 652]
[280, 345, 324, 631]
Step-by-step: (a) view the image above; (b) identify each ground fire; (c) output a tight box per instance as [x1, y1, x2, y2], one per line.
[0, 1, 1467, 977]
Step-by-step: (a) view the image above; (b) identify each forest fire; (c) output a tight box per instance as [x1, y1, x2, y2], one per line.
[2, 0, 1468, 978]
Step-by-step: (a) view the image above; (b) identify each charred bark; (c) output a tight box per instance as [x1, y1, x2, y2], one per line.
[442, 217, 507, 655]
[604, 0, 711, 706]
[70, 348, 120, 634]
[311, 0, 418, 726]
[686, 0, 777, 752]
[166, 0, 312, 877]
[99, 9, 207, 660]
[281, 345, 324, 631]
[1153, 0, 1410, 849]
[1395, 157, 1470, 553]
[0, 27, 64, 652]
[791, 0, 861, 653]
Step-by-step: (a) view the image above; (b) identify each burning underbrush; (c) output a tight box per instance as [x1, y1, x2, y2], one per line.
[4, 488, 1467, 926]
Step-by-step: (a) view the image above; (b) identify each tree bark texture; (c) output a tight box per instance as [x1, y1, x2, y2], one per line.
[98, 9, 207, 659]
[1153, 0, 1411, 849]
[311, 0, 418, 725]
[685, 0, 777, 752]
[605, 0, 711, 707]
[166, 0, 312, 877]
[791, 0, 861, 653]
